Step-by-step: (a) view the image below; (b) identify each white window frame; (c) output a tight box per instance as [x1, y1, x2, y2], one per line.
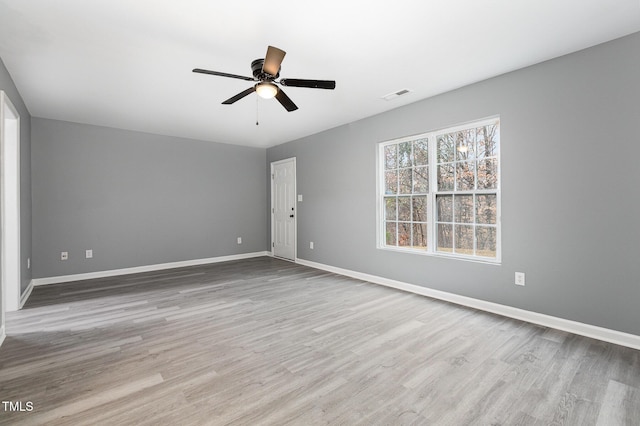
[376, 116, 501, 264]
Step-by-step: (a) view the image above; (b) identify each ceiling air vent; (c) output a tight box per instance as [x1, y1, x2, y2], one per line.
[382, 89, 412, 101]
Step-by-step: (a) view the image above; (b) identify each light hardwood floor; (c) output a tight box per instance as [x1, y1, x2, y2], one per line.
[1, 257, 639, 425]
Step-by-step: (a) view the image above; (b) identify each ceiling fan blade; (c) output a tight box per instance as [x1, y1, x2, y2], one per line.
[280, 78, 336, 89]
[262, 46, 286, 76]
[222, 86, 256, 104]
[193, 68, 255, 82]
[275, 88, 298, 112]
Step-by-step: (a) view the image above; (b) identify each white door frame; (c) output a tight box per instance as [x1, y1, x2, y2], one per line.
[1, 90, 21, 317]
[270, 157, 297, 261]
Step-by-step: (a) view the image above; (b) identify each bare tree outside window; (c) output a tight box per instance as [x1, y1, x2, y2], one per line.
[383, 138, 429, 249]
[435, 121, 499, 258]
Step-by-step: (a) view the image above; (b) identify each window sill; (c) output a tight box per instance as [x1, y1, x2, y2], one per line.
[377, 245, 501, 265]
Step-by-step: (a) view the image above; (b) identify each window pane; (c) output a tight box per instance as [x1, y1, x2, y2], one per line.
[476, 123, 499, 159]
[437, 134, 455, 163]
[413, 166, 428, 193]
[456, 130, 475, 161]
[476, 226, 497, 257]
[384, 145, 397, 169]
[477, 158, 498, 189]
[437, 224, 453, 252]
[386, 222, 397, 246]
[398, 197, 411, 221]
[437, 195, 453, 222]
[437, 163, 454, 191]
[384, 197, 397, 221]
[454, 195, 474, 223]
[476, 194, 497, 224]
[456, 161, 475, 191]
[398, 142, 412, 168]
[412, 223, 427, 248]
[412, 196, 428, 222]
[398, 223, 411, 247]
[398, 168, 412, 194]
[413, 138, 428, 166]
[385, 171, 397, 194]
[455, 225, 474, 255]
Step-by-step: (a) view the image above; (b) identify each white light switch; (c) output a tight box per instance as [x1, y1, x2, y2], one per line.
[298, 195, 303, 202]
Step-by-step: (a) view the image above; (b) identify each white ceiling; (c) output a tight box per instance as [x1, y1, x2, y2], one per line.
[1, 1, 639, 148]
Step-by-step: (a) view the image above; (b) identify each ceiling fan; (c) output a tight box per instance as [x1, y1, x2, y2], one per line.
[193, 46, 336, 112]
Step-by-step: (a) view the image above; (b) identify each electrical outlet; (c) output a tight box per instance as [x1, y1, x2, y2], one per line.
[515, 272, 525, 286]
[86, 249, 93, 259]
[61, 251, 68, 261]
[237, 237, 242, 244]
[310, 241, 314, 249]
[298, 194, 303, 202]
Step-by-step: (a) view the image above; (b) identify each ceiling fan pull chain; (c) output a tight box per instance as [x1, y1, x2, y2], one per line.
[256, 96, 259, 126]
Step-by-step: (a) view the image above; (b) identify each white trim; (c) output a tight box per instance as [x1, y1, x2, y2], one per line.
[295, 257, 640, 351]
[0, 325, 5, 348]
[1, 90, 21, 313]
[32, 251, 270, 286]
[19, 279, 34, 308]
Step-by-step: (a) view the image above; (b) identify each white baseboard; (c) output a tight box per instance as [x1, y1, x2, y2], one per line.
[20, 280, 34, 309]
[32, 251, 270, 286]
[295, 258, 640, 351]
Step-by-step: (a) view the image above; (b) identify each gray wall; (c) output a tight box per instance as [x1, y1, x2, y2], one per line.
[267, 32, 640, 336]
[32, 118, 267, 277]
[0, 57, 32, 302]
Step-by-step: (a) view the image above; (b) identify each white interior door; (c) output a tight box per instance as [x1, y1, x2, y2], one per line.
[271, 158, 296, 261]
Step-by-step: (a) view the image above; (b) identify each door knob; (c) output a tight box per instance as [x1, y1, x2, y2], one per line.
[290, 214, 295, 218]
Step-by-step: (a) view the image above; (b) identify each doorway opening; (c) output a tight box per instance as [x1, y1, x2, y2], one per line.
[1, 90, 21, 318]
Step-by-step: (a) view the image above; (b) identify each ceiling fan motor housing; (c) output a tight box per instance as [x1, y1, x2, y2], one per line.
[251, 59, 279, 80]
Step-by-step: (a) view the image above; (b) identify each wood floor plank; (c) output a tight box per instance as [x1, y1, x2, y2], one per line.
[1, 256, 639, 425]
[596, 379, 640, 426]
[27, 373, 165, 425]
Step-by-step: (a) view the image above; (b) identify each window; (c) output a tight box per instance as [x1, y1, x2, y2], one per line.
[382, 138, 430, 249]
[378, 117, 500, 262]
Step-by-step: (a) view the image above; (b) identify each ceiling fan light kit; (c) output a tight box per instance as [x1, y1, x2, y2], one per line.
[193, 45, 336, 112]
[256, 82, 278, 99]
